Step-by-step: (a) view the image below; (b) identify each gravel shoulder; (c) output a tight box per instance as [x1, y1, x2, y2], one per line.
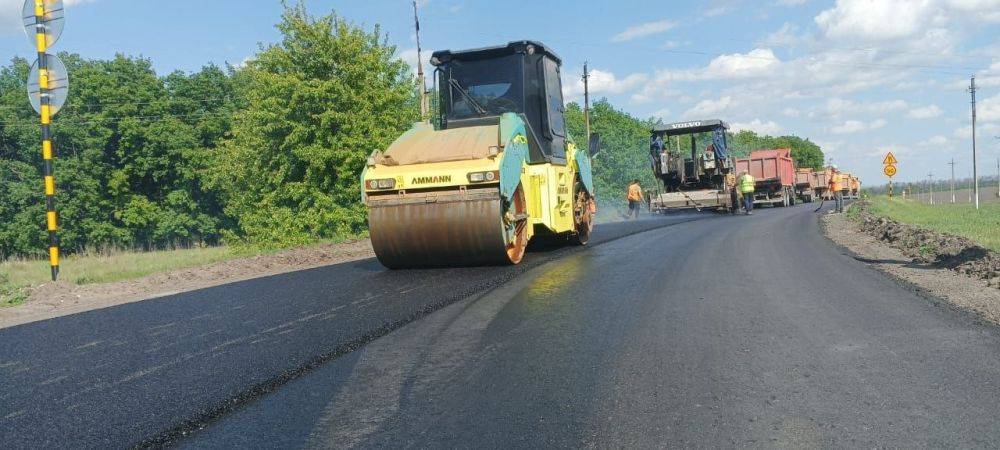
[822, 211, 1000, 324]
[0, 239, 375, 329]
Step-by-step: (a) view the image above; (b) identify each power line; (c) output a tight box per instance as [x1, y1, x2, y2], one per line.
[428, 28, 991, 76]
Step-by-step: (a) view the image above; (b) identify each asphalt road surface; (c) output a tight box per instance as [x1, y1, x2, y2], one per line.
[4, 204, 1000, 448]
[0, 214, 699, 448]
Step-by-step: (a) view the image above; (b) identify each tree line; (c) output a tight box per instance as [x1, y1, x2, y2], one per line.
[0, 3, 823, 260]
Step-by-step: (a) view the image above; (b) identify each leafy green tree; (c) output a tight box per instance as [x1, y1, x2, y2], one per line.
[729, 130, 825, 169]
[565, 100, 657, 210]
[0, 54, 234, 258]
[211, 3, 419, 247]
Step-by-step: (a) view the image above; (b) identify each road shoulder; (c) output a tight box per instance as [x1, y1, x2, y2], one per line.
[822, 211, 1000, 325]
[0, 239, 375, 330]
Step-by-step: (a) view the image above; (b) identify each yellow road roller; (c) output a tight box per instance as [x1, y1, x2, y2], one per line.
[362, 41, 599, 268]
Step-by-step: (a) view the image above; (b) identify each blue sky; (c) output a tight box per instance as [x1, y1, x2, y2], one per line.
[3, 0, 1000, 184]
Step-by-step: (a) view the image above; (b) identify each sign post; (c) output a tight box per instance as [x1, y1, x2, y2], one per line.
[883, 152, 898, 199]
[23, 0, 68, 281]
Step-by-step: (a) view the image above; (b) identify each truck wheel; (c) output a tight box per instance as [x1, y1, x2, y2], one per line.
[788, 188, 796, 206]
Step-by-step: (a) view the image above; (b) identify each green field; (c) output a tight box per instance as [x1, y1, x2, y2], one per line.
[863, 197, 1000, 252]
[0, 246, 241, 307]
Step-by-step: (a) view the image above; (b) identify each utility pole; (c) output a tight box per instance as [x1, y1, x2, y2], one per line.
[412, 0, 429, 121]
[995, 136, 1000, 198]
[582, 61, 591, 141]
[948, 158, 956, 203]
[928, 172, 934, 204]
[969, 76, 980, 209]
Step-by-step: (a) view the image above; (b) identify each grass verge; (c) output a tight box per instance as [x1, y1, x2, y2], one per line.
[0, 246, 241, 307]
[0, 236, 362, 307]
[863, 196, 1000, 252]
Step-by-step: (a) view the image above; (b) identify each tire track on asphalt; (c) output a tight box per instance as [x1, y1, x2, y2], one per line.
[133, 214, 712, 448]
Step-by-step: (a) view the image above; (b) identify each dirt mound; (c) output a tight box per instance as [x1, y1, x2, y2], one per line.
[854, 203, 1000, 286]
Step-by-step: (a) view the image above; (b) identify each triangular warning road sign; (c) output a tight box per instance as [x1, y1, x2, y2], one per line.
[883, 152, 898, 165]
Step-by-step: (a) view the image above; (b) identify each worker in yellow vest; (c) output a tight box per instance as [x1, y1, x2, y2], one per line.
[828, 166, 844, 213]
[739, 171, 756, 215]
[626, 180, 644, 219]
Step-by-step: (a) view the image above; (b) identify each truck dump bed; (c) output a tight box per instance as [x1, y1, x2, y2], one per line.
[734, 149, 795, 187]
[812, 169, 831, 199]
[734, 149, 797, 206]
[795, 168, 814, 188]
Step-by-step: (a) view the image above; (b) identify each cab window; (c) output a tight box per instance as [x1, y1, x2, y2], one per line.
[543, 58, 566, 138]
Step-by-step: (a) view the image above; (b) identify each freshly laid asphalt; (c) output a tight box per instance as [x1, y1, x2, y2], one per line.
[5, 204, 1000, 448]
[0, 214, 701, 448]
[185, 203, 1000, 448]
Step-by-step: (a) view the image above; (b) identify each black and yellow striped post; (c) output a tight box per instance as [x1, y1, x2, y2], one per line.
[33, 0, 59, 281]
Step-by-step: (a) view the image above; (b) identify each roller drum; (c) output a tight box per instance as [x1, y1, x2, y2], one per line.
[368, 188, 515, 269]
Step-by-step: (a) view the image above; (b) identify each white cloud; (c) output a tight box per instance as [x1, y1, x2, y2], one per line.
[907, 105, 943, 119]
[399, 47, 435, 89]
[830, 119, 886, 134]
[704, 0, 739, 17]
[946, 0, 1000, 21]
[809, 98, 908, 120]
[815, 0, 1000, 45]
[564, 69, 648, 98]
[683, 96, 738, 118]
[649, 108, 671, 121]
[399, 48, 423, 75]
[953, 122, 1000, 139]
[612, 20, 676, 42]
[917, 135, 951, 147]
[972, 61, 1000, 88]
[732, 119, 783, 135]
[703, 48, 780, 79]
[762, 23, 801, 47]
[979, 93, 1000, 122]
[815, 0, 939, 41]
[655, 48, 781, 84]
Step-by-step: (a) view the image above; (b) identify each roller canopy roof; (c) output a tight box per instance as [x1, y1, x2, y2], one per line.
[431, 40, 562, 65]
[652, 119, 729, 136]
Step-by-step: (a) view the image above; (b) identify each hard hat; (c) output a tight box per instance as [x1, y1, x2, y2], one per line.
[832, 165, 839, 170]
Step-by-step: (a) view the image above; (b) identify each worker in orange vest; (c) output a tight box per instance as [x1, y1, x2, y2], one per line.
[829, 166, 844, 213]
[627, 180, 643, 219]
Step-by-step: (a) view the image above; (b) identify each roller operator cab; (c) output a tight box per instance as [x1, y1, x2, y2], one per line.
[362, 41, 598, 269]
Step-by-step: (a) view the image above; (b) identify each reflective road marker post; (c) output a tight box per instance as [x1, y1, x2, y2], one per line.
[24, 0, 68, 281]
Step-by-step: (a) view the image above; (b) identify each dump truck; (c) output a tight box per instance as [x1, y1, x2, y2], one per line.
[648, 120, 738, 213]
[794, 168, 817, 203]
[812, 169, 831, 200]
[361, 41, 598, 268]
[842, 173, 861, 199]
[735, 149, 797, 207]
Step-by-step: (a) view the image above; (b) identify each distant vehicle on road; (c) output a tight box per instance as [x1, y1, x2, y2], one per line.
[735, 149, 797, 207]
[648, 119, 739, 213]
[794, 168, 818, 203]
